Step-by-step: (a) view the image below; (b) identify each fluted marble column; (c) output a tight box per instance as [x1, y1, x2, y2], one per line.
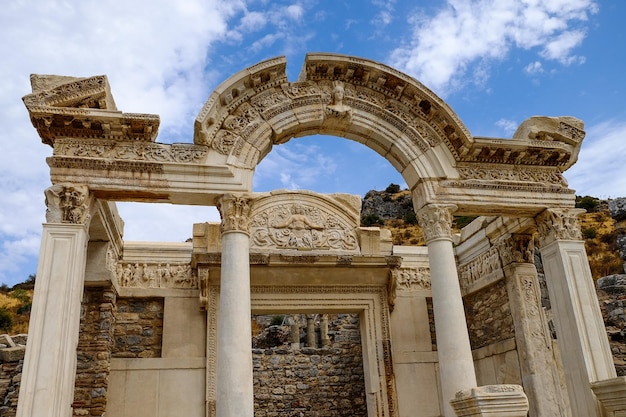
[17, 184, 92, 417]
[417, 204, 477, 417]
[216, 194, 254, 417]
[536, 208, 616, 417]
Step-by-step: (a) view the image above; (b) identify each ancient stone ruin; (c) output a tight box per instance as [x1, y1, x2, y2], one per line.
[15, 53, 626, 417]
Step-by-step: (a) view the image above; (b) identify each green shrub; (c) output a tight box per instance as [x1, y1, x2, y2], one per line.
[582, 227, 597, 239]
[575, 195, 600, 212]
[0, 308, 13, 332]
[385, 183, 401, 194]
[361, 214, 383, 226]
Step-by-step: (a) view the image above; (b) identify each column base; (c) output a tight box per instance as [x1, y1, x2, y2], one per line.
[450, 385, 529, 417]
[591, 376, 626, 416]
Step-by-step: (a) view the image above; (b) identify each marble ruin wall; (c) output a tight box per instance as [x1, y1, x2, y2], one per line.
[252, 314, 367, 417]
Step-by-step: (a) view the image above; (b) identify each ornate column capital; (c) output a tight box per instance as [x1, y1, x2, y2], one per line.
[495, 234, 535, 267]
[44, 183, 92, 225]
[535, 208, 585, 246]
[216, 193, 253, 235]
[416, 204, 457, 243]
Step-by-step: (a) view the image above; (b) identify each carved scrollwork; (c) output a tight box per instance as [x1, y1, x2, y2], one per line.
[457, 166, 567, 186]
[211, 129, 241, 156]
[496, 234, 535, 266]
[217, 194, 253, 234]
[53, 139, 208, 163]
[536, 208, 585, 246]
[116, 262, 196, 289]
[44, 184, 91, 224]
[416, 204, 457, 242]
[250, 202, 359, 252]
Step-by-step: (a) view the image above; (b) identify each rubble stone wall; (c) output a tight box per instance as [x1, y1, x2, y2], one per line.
[464, 280, 515, 350]
[252, 314, 367, 417]
[112, 298, 163, 358]
[72, 286, 116, 417]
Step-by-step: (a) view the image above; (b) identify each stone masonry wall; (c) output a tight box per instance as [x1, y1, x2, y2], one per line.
[72, 286, 116, 417]
[112, 298, 163, 358]
[464, 280, 515, 350]
[0, 361, 22, 417]
[253, 314, 367, 417]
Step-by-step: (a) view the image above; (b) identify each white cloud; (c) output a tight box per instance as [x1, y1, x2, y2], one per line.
[254, 143, 338, 192]
[390, 0, 598, 95]
[524, 61, 544, 74]
[0, 0, 245, 285]
[565, 120, 626, 198]
[495, 118, 518, 135]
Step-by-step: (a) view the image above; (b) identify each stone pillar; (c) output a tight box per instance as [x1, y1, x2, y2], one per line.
[216, 194, 254, 417]
[496, 234, 569, 417]
[417, 204, 477, 417]
[536, 208, 616, 417]
[290, 315, 300, 349]
[320, 314, 331, 347]
[17, 184, 92, 417]
[306, 315, 316, 348]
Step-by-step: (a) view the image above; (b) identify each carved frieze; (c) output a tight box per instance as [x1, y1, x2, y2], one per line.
[416, 204, 456, 242]
[116, 262, 196, 289]
[457, 166, 568, 186]
[44, 184, 91, 224]
[458, 247, 502, 290]
[53, 138, 208, 163]
[393, 267, 431, 291]
[217, 194, 253, 234]
[535, 208, 585, 246]
[250, 201, 359, 252]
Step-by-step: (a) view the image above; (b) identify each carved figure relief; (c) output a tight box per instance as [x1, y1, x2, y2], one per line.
[250, 202, 359, 252]
[324, 81, 352, 120]
[458, 247, 502, 289]
[44, 184, 91, 224]
[116, 262, 196, 289]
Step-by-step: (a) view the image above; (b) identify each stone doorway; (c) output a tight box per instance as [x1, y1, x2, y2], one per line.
[205, 285, 395, 417]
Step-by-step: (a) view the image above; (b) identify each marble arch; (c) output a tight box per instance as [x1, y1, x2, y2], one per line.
[17, 53, 626, 417]
[194, 53, 580, 215]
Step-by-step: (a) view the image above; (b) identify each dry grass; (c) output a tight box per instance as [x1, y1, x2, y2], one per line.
[580, 210, 624, 280]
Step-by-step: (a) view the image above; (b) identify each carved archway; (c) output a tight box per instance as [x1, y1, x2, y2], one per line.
[194, 53, 583, 215]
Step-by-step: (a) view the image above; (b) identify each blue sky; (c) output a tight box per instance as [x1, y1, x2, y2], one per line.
[1, 0, 624, 286]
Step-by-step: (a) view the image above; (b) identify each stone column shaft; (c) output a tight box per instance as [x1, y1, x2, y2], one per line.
[216, 194, 254, 417]
[17, 184, 92, 417]
[306, 315, 316, 348]
[418, 204, 477, 417]
[537, 208, 616, 417]
[502, 259, 568, 417]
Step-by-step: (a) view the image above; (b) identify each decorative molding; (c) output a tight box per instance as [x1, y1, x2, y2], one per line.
[198, 266, 209, 310]
[217, 194, 253, 234]
[44, 184, 91, 224]
[115, 262, 196, 289]
[416, 204, 457, 242]
[535, 208, 585, 246]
